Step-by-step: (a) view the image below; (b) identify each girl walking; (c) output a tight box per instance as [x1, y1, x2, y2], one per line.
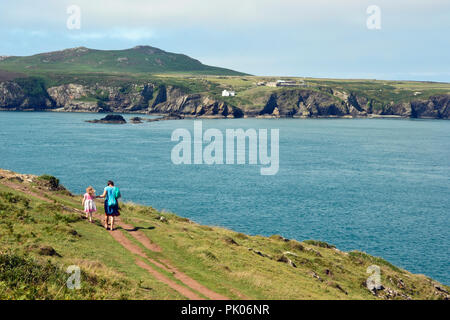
[82, 186, 97, 223]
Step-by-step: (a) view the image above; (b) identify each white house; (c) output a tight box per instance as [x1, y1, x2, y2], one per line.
[276, 80, 297, 86]
[222, 90, 236, 97]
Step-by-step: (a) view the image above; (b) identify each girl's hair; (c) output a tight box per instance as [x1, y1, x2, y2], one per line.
[86, 186, 96, 196]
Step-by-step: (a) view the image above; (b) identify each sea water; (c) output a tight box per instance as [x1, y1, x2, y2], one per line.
[0, 111, 449, 284]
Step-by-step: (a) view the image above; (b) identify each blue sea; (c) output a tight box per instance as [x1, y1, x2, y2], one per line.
[0, 111, 449, 284]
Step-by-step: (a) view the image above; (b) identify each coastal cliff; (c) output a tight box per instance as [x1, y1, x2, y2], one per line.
[0, 78, 449, 119]
[257, 88, 449, 119]
[0, 80, 243, 118]
[0, 46, 448, 119]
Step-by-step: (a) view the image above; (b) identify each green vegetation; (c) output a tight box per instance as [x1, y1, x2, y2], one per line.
[0, 185, 181, 300]
[0, 46, 245, 76]
[151, 75, 450, 113]
[36, 175, 60, 190]
[0, 251, 133, 300]
[13, 77, 52, 107]
[304, 240, 336, 249]
[305, 78, 450, 105]
[0, 170, 448, 300]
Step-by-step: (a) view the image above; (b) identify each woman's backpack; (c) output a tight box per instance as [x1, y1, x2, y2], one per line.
[107, 187, 121, 207]
[114, 187, 121, 200]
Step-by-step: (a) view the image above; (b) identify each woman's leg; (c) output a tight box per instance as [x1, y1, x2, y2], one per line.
[104, 200, 109, 229]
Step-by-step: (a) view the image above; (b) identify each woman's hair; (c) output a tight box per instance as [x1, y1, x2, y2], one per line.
[107, 180, 114, 186]
[86, 186, 95, 196]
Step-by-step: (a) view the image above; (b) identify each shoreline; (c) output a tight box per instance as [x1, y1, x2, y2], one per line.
[0, 109, 447, 120]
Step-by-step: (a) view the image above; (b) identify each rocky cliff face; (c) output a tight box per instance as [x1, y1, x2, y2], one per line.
[46, 83, 154, 113]
[257, 88, 450, 119]
[0, 80, 244, 118]
[0, 80, 54, 110]
[147, 85, 243, 118]
[260, 89, 351, 117]
[0, 79, 448, 119]
[410, 95, 449, 118]
[0, 81, 26, 107]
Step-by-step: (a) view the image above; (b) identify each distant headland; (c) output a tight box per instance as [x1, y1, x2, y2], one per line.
[0, 46, 448, 119]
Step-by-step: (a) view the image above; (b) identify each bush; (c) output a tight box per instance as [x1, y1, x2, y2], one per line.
[235, 233, 248, 240]
[37, 175, 60, 190]
[304, 240, 336, 249]
[288, 240, 305, 252]
[119, 84, 132, 94]
[270, 235, 289, 241]
[0, 252, 131, 299]
[0, 252, 65, 299]
[15, 77, 52, 109]
[348, 251, 402, 272]
[15, 77, 48, 98]
[52, 212, 82, 224]
[0, 192, 30, 207]
[95, 89, 110, 102]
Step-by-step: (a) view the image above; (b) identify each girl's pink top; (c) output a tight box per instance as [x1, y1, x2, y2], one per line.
[84, 193, 94, 200]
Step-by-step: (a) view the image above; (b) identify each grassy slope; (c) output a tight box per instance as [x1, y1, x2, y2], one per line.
[28, 72, 450, 115]
[0, 183, 182, 300]
[0, 172, 448, 300]
[105, 74, 450, 112]
[189, 76, 450, 111]
[0, 46, 246, 76]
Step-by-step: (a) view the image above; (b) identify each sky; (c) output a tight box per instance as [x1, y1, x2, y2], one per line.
[0, 0, 449, 82]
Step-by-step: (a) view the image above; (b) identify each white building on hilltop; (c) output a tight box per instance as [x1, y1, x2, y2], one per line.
[222, 90, 236, 97]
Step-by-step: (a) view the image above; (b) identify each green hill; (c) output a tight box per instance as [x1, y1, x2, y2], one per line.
[0, 168, 448, 300]
[0, 46, 246, 76]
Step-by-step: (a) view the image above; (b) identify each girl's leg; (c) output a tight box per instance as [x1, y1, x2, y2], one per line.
[105, 214, 108, 229]
[89, 212, 93, 223]
[110, 216, 115, 231]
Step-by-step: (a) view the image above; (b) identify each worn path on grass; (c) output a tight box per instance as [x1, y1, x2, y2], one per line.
[0, 180, 231, 300]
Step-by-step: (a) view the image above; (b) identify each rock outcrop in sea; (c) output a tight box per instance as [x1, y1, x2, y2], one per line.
[86, 114, 127, 124]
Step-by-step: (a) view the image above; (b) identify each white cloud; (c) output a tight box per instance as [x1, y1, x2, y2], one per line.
[67, 28, 155, 41]
[4, 0, 450, 30]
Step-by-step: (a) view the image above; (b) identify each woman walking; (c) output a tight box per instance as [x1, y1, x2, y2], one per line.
[98, 180, 121, 231]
